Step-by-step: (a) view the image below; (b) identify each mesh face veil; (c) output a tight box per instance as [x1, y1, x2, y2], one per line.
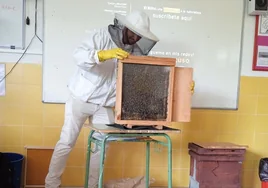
[110, 11, 159, 55]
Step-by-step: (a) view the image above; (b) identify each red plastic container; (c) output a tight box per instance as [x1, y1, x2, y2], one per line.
[262, 182, 268, 188]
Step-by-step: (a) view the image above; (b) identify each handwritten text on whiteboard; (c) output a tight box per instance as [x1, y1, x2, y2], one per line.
[1, 4, 16, 11]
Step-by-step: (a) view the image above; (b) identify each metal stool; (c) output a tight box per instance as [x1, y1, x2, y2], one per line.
[84, 124, 180, 188]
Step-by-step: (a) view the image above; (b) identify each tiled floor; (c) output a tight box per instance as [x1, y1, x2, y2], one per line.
[25, 186, 185, 188]
[49, 187, 184, 188]
[24, 186, 185, 188]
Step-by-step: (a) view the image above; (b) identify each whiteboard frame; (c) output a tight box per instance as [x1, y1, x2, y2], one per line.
[0, 0, 26, 50]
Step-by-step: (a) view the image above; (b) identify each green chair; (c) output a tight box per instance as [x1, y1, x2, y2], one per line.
[84, 124, 180, 188]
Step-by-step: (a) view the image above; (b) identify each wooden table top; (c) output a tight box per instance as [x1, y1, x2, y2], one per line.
[84, 124, 181, 134]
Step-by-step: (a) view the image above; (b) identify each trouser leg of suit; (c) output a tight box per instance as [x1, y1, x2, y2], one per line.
[45, 95, 114, 188]
[87, 107, 114, 188]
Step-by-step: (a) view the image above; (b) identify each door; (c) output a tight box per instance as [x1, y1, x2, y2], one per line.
[172, 67, 193, 122]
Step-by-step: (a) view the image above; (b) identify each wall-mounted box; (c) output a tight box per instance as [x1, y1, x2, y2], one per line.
[115, 55, 193, 128]
[248, 0, 268, 15]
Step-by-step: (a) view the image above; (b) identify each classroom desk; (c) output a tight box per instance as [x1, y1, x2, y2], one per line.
[84, 124, 180, 188]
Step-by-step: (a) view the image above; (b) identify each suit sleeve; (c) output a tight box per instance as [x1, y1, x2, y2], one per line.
[72, 30, 106, 70]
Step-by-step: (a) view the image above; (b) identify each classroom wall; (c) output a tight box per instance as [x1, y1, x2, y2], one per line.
[0, 3, 268, 188]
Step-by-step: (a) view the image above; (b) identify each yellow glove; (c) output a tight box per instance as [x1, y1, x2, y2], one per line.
[191, 80, 195, 95]
[97, 48, 129, 62]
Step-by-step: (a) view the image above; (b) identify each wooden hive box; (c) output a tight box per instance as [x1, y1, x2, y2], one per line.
[188, 142, 247, 188]
[115, 55, 193, 129]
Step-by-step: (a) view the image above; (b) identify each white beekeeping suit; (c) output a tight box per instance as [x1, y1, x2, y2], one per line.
[45, 10, 159, 188]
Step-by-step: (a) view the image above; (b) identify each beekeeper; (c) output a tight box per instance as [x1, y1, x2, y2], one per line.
[45, 10, 159, 188]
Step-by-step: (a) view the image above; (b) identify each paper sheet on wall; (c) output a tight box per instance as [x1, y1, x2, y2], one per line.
[257, 46, 268, 67]
[259, 15, 268, 36]
[0, 64, 6, 96]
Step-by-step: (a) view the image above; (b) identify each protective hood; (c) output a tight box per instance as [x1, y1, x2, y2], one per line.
[108, 11, 159, 55]
[115, 11, 159, 42]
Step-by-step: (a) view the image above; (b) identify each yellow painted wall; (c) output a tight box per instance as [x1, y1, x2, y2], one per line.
[0, 63, 267, 187]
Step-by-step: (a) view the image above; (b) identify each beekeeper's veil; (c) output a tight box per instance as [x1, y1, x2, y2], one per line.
[109, 10, 159, 55]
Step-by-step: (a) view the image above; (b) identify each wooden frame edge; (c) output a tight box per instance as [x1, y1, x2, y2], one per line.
[121, 55, 176, 66]
[166, 66, 175, 122]
[115, 61, 123, 123]
[115, 56, 176, 126]
[115, 120, 171, 126]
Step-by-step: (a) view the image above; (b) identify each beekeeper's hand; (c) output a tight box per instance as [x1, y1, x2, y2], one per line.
[97, 48, 129, 62]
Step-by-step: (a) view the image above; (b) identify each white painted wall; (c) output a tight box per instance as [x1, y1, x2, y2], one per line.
[0, 0, 267, 77]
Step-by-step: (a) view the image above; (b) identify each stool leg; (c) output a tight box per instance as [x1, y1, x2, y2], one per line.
[84, 130, 95, 188]
[98, 137, 108, 188]
[145, 141, 150, 188]
[165, 134, 172, 188]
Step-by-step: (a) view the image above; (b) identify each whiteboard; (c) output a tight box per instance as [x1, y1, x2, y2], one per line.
[43, 0, 244, 109]
[0, 0, 25, 49]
